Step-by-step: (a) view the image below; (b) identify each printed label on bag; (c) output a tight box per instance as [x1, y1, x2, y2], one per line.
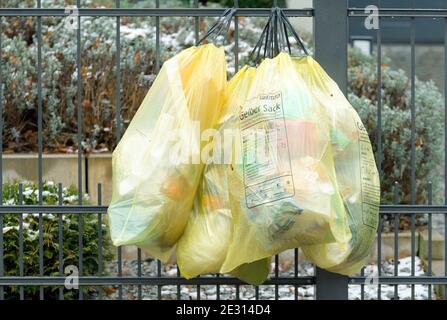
[357, 121, 380, 228]
[239, 92, 295, 209]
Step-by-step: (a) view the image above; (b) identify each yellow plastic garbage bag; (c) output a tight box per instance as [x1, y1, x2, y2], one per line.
[296, 56, 380, 275]
[177, 162, 270, 284]
[177, 66, 270, 285]
[220, 52, 352, 274]
[108, 44, 227, 262]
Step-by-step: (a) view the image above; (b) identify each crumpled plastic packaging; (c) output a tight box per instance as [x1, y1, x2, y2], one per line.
[108, 44, 227, 262]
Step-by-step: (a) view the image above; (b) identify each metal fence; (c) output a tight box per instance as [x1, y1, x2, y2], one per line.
[0, 0, 446, 300]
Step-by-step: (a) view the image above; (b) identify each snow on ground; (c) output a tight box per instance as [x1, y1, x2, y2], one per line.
[349, 257, 433, 300]
[99, 256, 434, 300]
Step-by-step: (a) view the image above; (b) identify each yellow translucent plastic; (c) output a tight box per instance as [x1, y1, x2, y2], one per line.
[220, 53, 352, 274]
[296, 56, 380, 275]
[108, 44, 227, 262]
[177, 67, 270, 285]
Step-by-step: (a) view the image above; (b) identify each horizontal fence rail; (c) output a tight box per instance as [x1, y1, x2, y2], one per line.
[349, 277, 447, 285]
[0, 276, 315, 286]
[0, 205, 446, 214]
[0, 8, 313, 17]
[349, 8, 447, 18]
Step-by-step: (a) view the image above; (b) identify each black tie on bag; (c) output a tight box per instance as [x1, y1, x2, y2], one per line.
[198, 7, 238, 46]
[248, 6, 309, 66]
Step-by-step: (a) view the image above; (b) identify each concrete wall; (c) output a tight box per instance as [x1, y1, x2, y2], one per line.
[87, 154, 113, 204]
[2, 153, 112, 205]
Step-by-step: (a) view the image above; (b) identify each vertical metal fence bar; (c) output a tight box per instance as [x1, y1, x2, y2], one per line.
[154, 0, 162, 296]
[234, 0, 239, 73]
[294, 248, 298, 300]
[409, 12, 417, 300]
[37, 0, 44, 301]
[377, 215, 382, 299]
[115, 0, 123, 302]
[76, 0, 84, 300]
[393, 182, 399, 300]
[235, 283, 240, 300]
[275, 254, 279, 300]
[176, 266, 180, 299]
[444, 5, 447, 301]
[314, 0, 348, 300]
[192, 1, 201, 301]
[194, 0, 199, 45]
[315, 267, 349, 300]
[137, 248, 142, 300]
[444, 3, 447, 300]
[155, 0, 160, 73]
[360, 267, 365, 300]
[375, 8, 383, 300]
[314, 0, 347, 91]
[376, 10, 382, 176]
[118, 246, 122, 299]
[428, 182, 432, 300]
[216, 273, 220, 300]
[0, 214, 2, 300]
[410, 212, 416, 299]
[0, 13, 3, 302]
[157, 260, 161, 299]
[234, 0, 240, 297]
[409, 1, 417, 202]
[115, 0, 121, 143]
[97, 183, 103, 300]
[58, 183, 63, 300]
[18, 184, 23, 300]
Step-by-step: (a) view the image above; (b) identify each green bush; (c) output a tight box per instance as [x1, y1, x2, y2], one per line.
[1, 181, 113, 299]
[348, 47, 444, 205]
[0, 0, 267, 153]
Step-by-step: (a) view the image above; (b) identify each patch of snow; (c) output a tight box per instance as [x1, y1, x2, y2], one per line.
[120, 25, 156, 40]
[23, 188, 34, 197]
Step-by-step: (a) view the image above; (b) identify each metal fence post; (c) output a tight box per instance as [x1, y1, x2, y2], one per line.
[313, 0, 349, 300]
